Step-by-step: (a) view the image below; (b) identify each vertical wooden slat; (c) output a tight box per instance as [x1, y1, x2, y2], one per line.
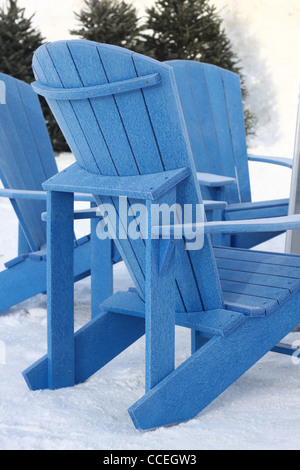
[222, 69, 251, 203]
[202, 64, 241, 204]
[32, 48, 89, 172]
[16, 79, 58, 180]
[0, 75, 47, 248]
[165, 60, 210, 173]
[182, 61, 224, 176]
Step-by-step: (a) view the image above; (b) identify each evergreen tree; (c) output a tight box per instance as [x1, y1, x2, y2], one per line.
[71, 0, 142, 50]
[141, 0, 256, 135]
[0, 0, 69, 152]
[0, 0, 44, 82]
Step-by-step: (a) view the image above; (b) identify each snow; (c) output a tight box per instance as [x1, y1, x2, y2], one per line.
[0, 0, 300, 451]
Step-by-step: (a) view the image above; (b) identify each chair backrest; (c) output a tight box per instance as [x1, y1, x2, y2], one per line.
[166, 60, 251, 204]
[0, 73, 58, 251]
[32, 40, 223, 313]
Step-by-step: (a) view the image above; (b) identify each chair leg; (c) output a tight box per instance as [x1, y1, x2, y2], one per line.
[23, 309, 145, 390]
[145, 195, 177, 392]
[145, 236, 176, 391]
[46, 190, 75, 390]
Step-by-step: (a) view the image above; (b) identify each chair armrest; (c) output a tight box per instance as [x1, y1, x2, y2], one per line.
[248, 154, 293, 169]
[152, 214, 300, 238]
[0, 187, 95, 202]
[42, 207, 101, 222]
[0, 188, 47, 200]
[225, 198, 289, 213]
[43, 162, 190, 201]
[197, 172, 236, 187]
[203, 200, 227, 211]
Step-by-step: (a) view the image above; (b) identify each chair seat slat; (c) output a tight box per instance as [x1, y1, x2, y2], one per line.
[218, 267, 300, 293]
[215, 245, 300, 267]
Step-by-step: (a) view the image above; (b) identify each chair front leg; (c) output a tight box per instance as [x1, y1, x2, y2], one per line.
[145, 195, 177, 392]
[47, 190, 75, 390]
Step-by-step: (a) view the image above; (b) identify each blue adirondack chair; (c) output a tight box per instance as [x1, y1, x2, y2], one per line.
[23, 40, 300, 430]
[0, 72, 116, 313]
[166, 59, 293, 248]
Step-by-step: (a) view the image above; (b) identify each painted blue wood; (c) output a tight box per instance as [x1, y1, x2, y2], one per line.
[0, 74, 118, 311]
[220, 279, 290, 305]
[197, 172, 236, 187]
[166, 60, 244, 204]
[145, 192, 176, 391]
[18, 224, 32, 256]
[248, 154, 293, 168]
[215, 245, 300, 267]
[0, 237, 91, 312]
[0, 72, 115, 314]
[32, 73, 161, 100]
[129, 288, 300, 429]
[221, 68, 251, 203]
[25, 40, 300, 430]
[47, 191, 75, 389]
[0, 73, 57, 251]
[152, 214, 300, 238]
[41, 41, 147, 299]
[203, 200, 227, 210]
[205, 214, 300, 233]
[70, 197, 226, 220]
[225, 204, 288, 221]
[23, 309, 145, 390]
[91, 206, 113, 318]
[43, 162, 190, 200]
[0, 188, 46, 200]
[216, 255, 300, 279]
[32, 39, 222, 313]
[101, 290, 245, 337]
[0, 187, 96, 203]
[271, 342, 299, 356]
[218, 267, 300, 294]
[167, 60, 293, 249]
[226, 198, 289, 212]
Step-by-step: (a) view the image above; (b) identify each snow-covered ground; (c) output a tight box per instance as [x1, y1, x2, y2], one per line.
[0, 0, 300, 451]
